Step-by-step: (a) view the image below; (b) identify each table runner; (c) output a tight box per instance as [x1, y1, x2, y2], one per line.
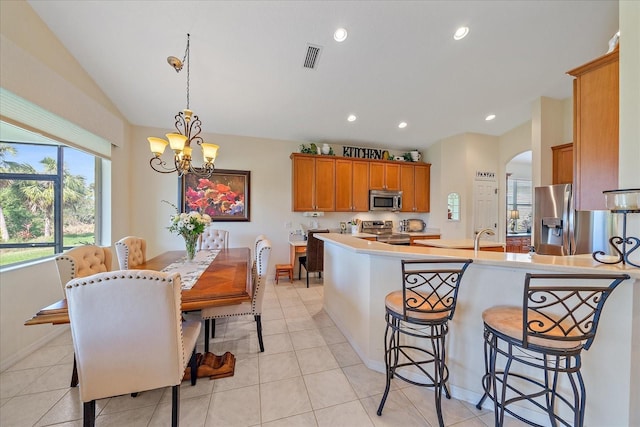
[161, 250, 220, 290]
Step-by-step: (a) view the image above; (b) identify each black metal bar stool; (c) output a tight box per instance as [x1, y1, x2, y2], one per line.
[377, 258, 473, 427]
[476, 272, 630, 426]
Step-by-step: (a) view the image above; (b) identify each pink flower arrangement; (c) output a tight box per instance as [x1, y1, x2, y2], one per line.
[186, 178, 245, 217]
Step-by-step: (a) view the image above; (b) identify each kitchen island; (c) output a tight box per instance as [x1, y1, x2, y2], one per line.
[315, 233, 640, 426]
[413, 238, 505, 252]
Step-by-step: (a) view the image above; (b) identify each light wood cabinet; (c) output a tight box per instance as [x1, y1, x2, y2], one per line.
[506, 236, 531, 253]
[336, 159, 369, 212]
[414, 164, 431, 212]
[551, 143, 573, 185]
[567, 47, 618, 210]
[292, 154, 430, 213]
[369, 162, 400, 190]
[400, 163, 431, 212]
[291, 154, 335, 211]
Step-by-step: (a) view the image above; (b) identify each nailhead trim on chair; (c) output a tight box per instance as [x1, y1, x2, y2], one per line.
[57, 255, 77, 278]
[66, 271, 173, 287]
[115, 242, 131, 269]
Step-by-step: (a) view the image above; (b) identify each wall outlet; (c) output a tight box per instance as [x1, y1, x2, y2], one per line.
[284, 221, 292, 229]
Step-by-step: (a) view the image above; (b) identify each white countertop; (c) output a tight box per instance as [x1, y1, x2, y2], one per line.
[413, 238, 504, 249]
[315, 233, 640, 278]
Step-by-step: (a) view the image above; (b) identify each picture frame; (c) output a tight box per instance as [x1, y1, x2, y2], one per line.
[179, 169, 250, 222]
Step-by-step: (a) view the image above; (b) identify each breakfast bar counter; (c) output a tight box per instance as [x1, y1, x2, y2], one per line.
[315, 233, 640, 426]
[413, 238, 505, 251]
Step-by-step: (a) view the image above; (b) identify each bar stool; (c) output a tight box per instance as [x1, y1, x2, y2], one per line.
[377, 258, 473, 427]
[275, 263, 293, 284]
[476, 273, 630, 426]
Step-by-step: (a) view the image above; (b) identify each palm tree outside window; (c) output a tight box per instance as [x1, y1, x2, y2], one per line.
[0, 141, 99, 267]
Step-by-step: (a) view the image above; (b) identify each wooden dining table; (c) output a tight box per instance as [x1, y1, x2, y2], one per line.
[25, 247, 252, 381]
[24, 247, 252, 326]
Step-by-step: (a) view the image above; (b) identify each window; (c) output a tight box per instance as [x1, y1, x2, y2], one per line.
[447, 192, 460, 221]
[506, 178, 532, 233]
[0, 141, 99, 266]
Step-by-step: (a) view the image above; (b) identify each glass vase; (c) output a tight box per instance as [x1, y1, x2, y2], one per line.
[184, 234, 198, 261]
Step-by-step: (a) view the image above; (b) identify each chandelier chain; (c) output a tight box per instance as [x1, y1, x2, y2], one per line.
[148, 33, 217, 178]
[184, 34, 190, 110]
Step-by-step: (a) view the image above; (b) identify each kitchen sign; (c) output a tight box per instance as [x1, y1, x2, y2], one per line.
[342, 145, 409, 160]
[342, 146, 386, 159]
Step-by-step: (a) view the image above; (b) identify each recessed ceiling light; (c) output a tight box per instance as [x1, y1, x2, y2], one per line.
[485, 114, 496, 121]
[334, 28, 348, 42]
[453, 26, 469, 40]
[347, 114, 357, 122]
[398, 122, 408, 129]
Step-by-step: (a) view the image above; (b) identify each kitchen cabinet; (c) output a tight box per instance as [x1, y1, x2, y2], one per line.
[291, 154, 430, 213]
[506, 235, 531, 253]
[400, 163, 431, 212]
[551, 143, 573, 185]
[291, 154, 335, 211]
[567, 46, 618, 210]
[369, 162, 400, 190]
[336, 159, 369, 212]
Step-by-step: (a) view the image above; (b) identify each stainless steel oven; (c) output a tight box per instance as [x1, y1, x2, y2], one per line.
[369, 190, 402, 212]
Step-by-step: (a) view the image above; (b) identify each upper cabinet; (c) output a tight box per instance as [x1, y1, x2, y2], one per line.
[291, 154, 430, 213]
[567, 46, 619, 210]
[335, 158, 369, 212]
[291, 154, 335, 211]
[369, 162, 401, 190]
[551, 143, 573, 185]
[400, 163, 431, 212]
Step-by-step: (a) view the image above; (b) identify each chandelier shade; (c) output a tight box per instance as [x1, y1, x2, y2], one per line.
[148, 34, 218, 177]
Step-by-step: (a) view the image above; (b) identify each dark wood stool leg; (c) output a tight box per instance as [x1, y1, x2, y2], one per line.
[83, 400, 95, 427]
[171, 384, 180, 427]
[204, 320, 210, 353]
[255, 314, 264, 352]
[70, 354, 79, 387]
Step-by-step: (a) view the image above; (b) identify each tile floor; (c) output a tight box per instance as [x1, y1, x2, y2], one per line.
[0, 276, 524, 427]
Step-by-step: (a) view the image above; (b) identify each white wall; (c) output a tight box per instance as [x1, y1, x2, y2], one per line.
[426, 133, 501, 239]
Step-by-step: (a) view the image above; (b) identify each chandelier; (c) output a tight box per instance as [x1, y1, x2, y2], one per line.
[147, 34, 219, 177]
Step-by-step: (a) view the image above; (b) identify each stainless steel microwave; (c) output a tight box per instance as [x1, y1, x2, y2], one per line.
[369, 190, 403, 211]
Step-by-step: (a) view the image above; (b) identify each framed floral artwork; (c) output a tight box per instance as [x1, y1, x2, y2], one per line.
[179, 169, 250, 221]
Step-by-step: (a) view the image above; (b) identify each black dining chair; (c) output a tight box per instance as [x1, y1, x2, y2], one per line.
[299, 229, 329, 288]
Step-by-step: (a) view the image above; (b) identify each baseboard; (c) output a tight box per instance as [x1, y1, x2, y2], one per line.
[0, 326, 70, 372]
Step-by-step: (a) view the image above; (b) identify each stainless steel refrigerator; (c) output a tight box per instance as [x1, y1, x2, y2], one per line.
[534, 184, 614, 255]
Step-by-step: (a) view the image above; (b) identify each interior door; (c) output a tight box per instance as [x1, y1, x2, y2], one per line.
[473, 180, 498, 240]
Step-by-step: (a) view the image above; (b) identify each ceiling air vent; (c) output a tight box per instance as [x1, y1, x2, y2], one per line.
[303, 44, 322, 69]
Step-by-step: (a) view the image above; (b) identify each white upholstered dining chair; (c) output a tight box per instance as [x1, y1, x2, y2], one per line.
[115, 236, 147, 269]
[199, 227, 228, 250]
[201, 239, 271, 352]
[55, 245, 114, 387]
[66, 270, 201, 427]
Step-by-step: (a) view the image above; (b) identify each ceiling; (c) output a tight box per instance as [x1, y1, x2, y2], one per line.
[27, 1, 618, 150]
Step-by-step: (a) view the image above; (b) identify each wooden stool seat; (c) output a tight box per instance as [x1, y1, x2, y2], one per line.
[275, 264, 293, 284]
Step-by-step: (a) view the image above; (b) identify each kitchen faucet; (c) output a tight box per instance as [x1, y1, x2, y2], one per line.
[474, 228, 495, 252]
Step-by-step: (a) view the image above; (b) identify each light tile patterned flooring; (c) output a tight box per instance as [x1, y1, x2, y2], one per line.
[0, 276, 521, 426]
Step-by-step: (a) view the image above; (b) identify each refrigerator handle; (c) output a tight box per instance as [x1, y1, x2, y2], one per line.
[567, 186, 575, 255]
